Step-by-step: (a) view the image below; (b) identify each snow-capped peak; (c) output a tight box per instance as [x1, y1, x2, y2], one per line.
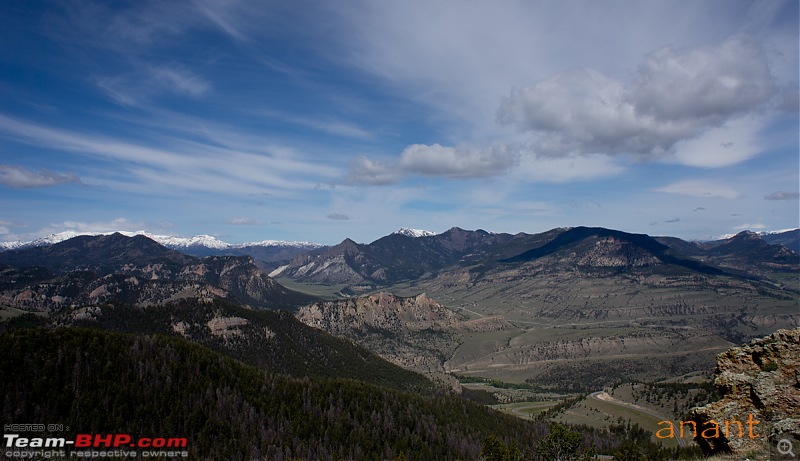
[0, 240, 26, 251]
[393, 227, 437, 238]
[0, 230, 324, 252]
[137, 233, 232, 250]
[32, 231, 102, 246]
[243, 239, 326, 249]
[714, 228, 799, 241]
[0, 231, 109, 251]
[759, 228, 799, 235]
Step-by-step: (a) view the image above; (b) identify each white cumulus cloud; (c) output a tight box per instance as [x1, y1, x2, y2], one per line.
[398, 144, 518, 179]
[497, 36, 776, 162]
[347, 143, 518, 184]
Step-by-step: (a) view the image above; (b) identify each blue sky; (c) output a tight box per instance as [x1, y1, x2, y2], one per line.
[0, 0, 797, 245]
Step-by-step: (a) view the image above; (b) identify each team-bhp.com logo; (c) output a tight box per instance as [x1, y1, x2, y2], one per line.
[4, 433, 188, 458]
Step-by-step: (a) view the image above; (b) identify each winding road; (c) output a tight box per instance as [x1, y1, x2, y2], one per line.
[589, 391, 687, 448]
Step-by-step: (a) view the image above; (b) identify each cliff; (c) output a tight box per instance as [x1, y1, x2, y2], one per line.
[690, 328, 800, 455]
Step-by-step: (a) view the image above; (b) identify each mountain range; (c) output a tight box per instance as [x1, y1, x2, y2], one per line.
[3, 226, 795, 265]
[272, 226, 798, 291]
[0, 233, 444, 402]
[1, 226, 798, 392]
[0, 230, 324, 262]
[273, 226, 798, 390]
[0, 232, 314, 311]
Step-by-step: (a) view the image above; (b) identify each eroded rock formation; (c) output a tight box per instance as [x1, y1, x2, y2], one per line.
[690, 328, 800, 455]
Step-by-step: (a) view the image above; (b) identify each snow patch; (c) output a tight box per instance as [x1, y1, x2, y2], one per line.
[393, 227, 437, 238]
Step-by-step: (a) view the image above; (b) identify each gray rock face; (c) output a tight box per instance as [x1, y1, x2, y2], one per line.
[690, 328, 800, 455]
[296, 292, 463, 375]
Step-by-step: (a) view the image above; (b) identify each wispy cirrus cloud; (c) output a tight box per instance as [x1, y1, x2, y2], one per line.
[45, 1, 255, 106]
[654, 180, 740, 199]
[94, 64, 211, 106]
[2, 0, 795, 244]
[734, 222, 766, 230]
[49, 0, 258, 51]
[227, 217, 260, 226]
[0, 164, 80, 188]
[0, 114, 338, 195]
[259, 110, 373, 140]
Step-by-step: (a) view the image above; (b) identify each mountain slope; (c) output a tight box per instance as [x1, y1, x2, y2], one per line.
[49, 297, 435, 392]
[501, 226, 725, 276]
[1, 327, 547, 460]
[704, 231, 799, 274]
[277, 226, 797, 294]
[274, 227, 561, 289]
[759, 229, 800, 253]
[0, 233, 193, 275]
[654, 230, 800, 280]
[0, 234, 315, 310]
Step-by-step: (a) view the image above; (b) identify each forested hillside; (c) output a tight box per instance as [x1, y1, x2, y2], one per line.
[1, 328, 548, 460]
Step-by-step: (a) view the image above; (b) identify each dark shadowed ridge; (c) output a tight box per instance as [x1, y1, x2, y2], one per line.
[708, 231, 799, 261]
[287, 226, 525, 285]
[760, 229, 800, 254]
[0, 232, 194, 274]
[501, 226, 726, 276]
[657, 230, 800, 278]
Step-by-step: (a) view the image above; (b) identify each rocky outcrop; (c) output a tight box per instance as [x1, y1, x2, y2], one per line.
[690, 328, 800, 455]
[296, 292, 463, 375]
[0, 253, 314, 312]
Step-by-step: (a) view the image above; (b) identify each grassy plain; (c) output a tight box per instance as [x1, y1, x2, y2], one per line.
[0, 305, 47, 320]
[555, 397, 688, 448]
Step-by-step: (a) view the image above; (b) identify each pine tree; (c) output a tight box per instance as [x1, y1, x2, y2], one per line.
[532, 423, 595, 461]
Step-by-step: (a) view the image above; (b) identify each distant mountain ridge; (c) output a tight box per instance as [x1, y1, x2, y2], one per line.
[712, 229, 800, 253]
[655, 230, 800, 278]
[0, 233, 193, 274]
[0, 230, 325, 262]
[0, 233, 315, 310]
[501, 226, 731, 276]
[271, 226, 560, 287]
[273, 226, 798, 293]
